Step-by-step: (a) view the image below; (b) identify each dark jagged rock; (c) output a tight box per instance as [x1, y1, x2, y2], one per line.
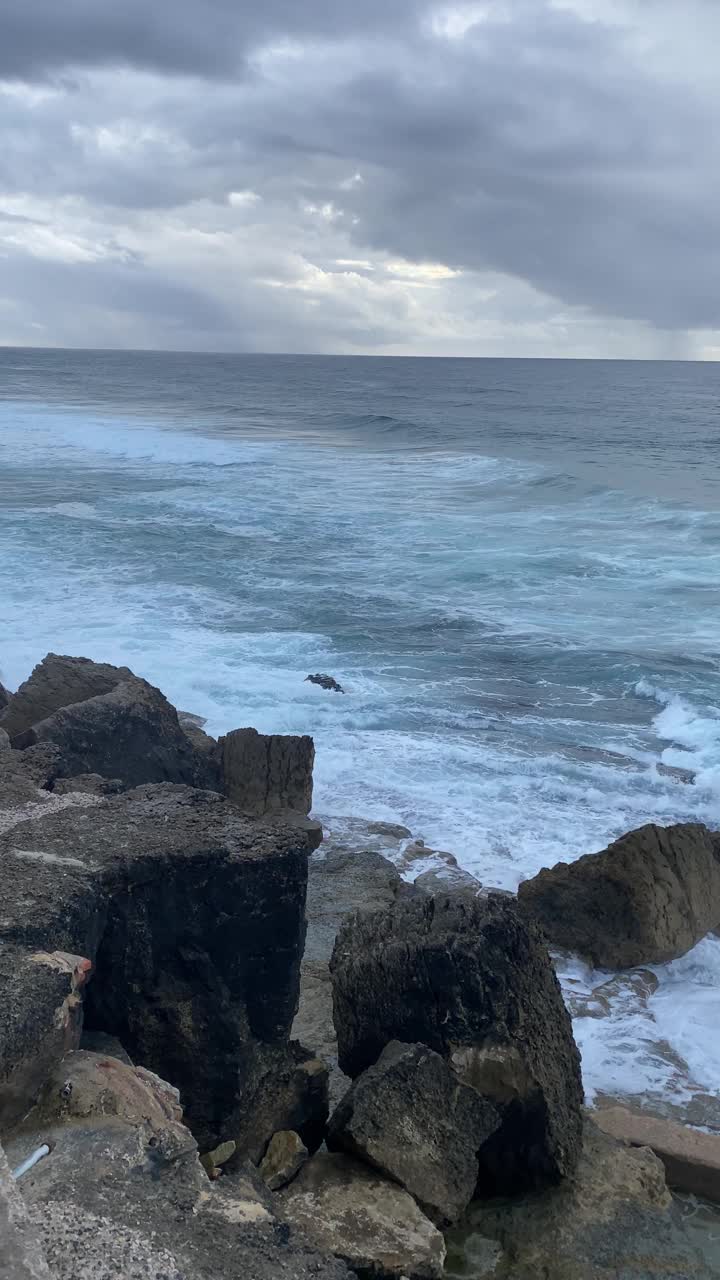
[305, 673, 345, 693]
[330, 891, 584, 1193]
[0, 680, 10, 713]
[2, 654, 219, 791]
[220, 726, 314, 817]
[0, 947, 93, 1135]
[445, 1120, 714, 1279]
[4, 1050, 351, 1280]
[281, 1151, 446, 1279]
[518, 822, 720, 967]
[17, 679, 218, 790]
[0, 784, 322, 1156]
[229, 1040, 329, 1166]
[327, 1040, 500, 1226]
[0, 654, 132, 740]
[294, 847, 421, 1107]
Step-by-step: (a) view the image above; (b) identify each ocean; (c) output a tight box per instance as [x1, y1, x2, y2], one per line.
[1, 349, 719, 1122]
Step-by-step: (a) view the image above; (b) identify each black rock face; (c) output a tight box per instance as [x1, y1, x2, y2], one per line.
[0, 784, 322, 1154]
[330, 891, 584, 1193]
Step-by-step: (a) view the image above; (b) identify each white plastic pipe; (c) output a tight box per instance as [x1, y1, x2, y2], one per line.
[11, 1144, 51, 1181]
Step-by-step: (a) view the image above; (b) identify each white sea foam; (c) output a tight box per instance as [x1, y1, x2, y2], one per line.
[636, 680, 720, 797]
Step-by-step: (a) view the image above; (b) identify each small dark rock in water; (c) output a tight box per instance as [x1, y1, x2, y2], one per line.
[306, 674, 345, 694]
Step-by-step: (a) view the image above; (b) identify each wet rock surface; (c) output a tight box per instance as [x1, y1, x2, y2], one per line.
[331, 891, 584, 1192]
[445, 1120, 714, 1279]
[327, 1040, 501, 1226]
[305, 673, 345, 693]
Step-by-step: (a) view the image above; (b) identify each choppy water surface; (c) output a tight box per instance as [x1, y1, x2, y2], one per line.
[1, 350, 719, 1117]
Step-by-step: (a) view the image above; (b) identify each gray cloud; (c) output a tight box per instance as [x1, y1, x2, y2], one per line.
[0, 0, 719, 352]
[0, 0, 422, 78]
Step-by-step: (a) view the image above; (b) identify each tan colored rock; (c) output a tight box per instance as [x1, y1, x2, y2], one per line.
[447, 1120, 713, 1279]
[519, 822, 720, 966]
[6, 1052, 351, 1280]
[200, 1139, 237, 1177]
[260, 1130, 308, 1190]
[281, 1151, 446, 1279]
[220, 726, 314, 816]
[595, 1105, 720, 1203]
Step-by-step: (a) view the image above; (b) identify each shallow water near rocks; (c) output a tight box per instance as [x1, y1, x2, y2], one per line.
[1, 350, 719, 1121]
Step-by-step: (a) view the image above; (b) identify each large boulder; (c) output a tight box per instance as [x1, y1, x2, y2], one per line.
[0, 783, 322, 1157]
[445, 1120, 714, 1279]
[4, 1050, 351, 1280]
[293, 846, 421, 1106]
[330, 892, 584, 1193]
[280, 1151, 446, 1280]
[1, 654, 219, 791]
[1, 654, 130, 740]
[327, 1040, 501, 1226]
[220, 726, 314, 817]
[518, 822, 720, 967]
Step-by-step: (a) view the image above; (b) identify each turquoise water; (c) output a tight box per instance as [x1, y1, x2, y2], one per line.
[1, 350, 719, 1111]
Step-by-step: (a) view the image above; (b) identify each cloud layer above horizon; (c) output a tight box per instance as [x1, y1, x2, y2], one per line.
[1, 0, 719, 356]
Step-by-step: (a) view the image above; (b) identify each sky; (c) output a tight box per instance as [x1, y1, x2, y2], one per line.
[0, 0, 719, 357]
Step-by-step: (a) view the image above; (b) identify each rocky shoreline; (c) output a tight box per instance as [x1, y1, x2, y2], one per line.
[1, 654, 719, 1278]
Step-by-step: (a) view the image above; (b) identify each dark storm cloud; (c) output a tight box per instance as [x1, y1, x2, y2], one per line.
[1, 0, 719, 348]
[0, 0, 421, 79]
